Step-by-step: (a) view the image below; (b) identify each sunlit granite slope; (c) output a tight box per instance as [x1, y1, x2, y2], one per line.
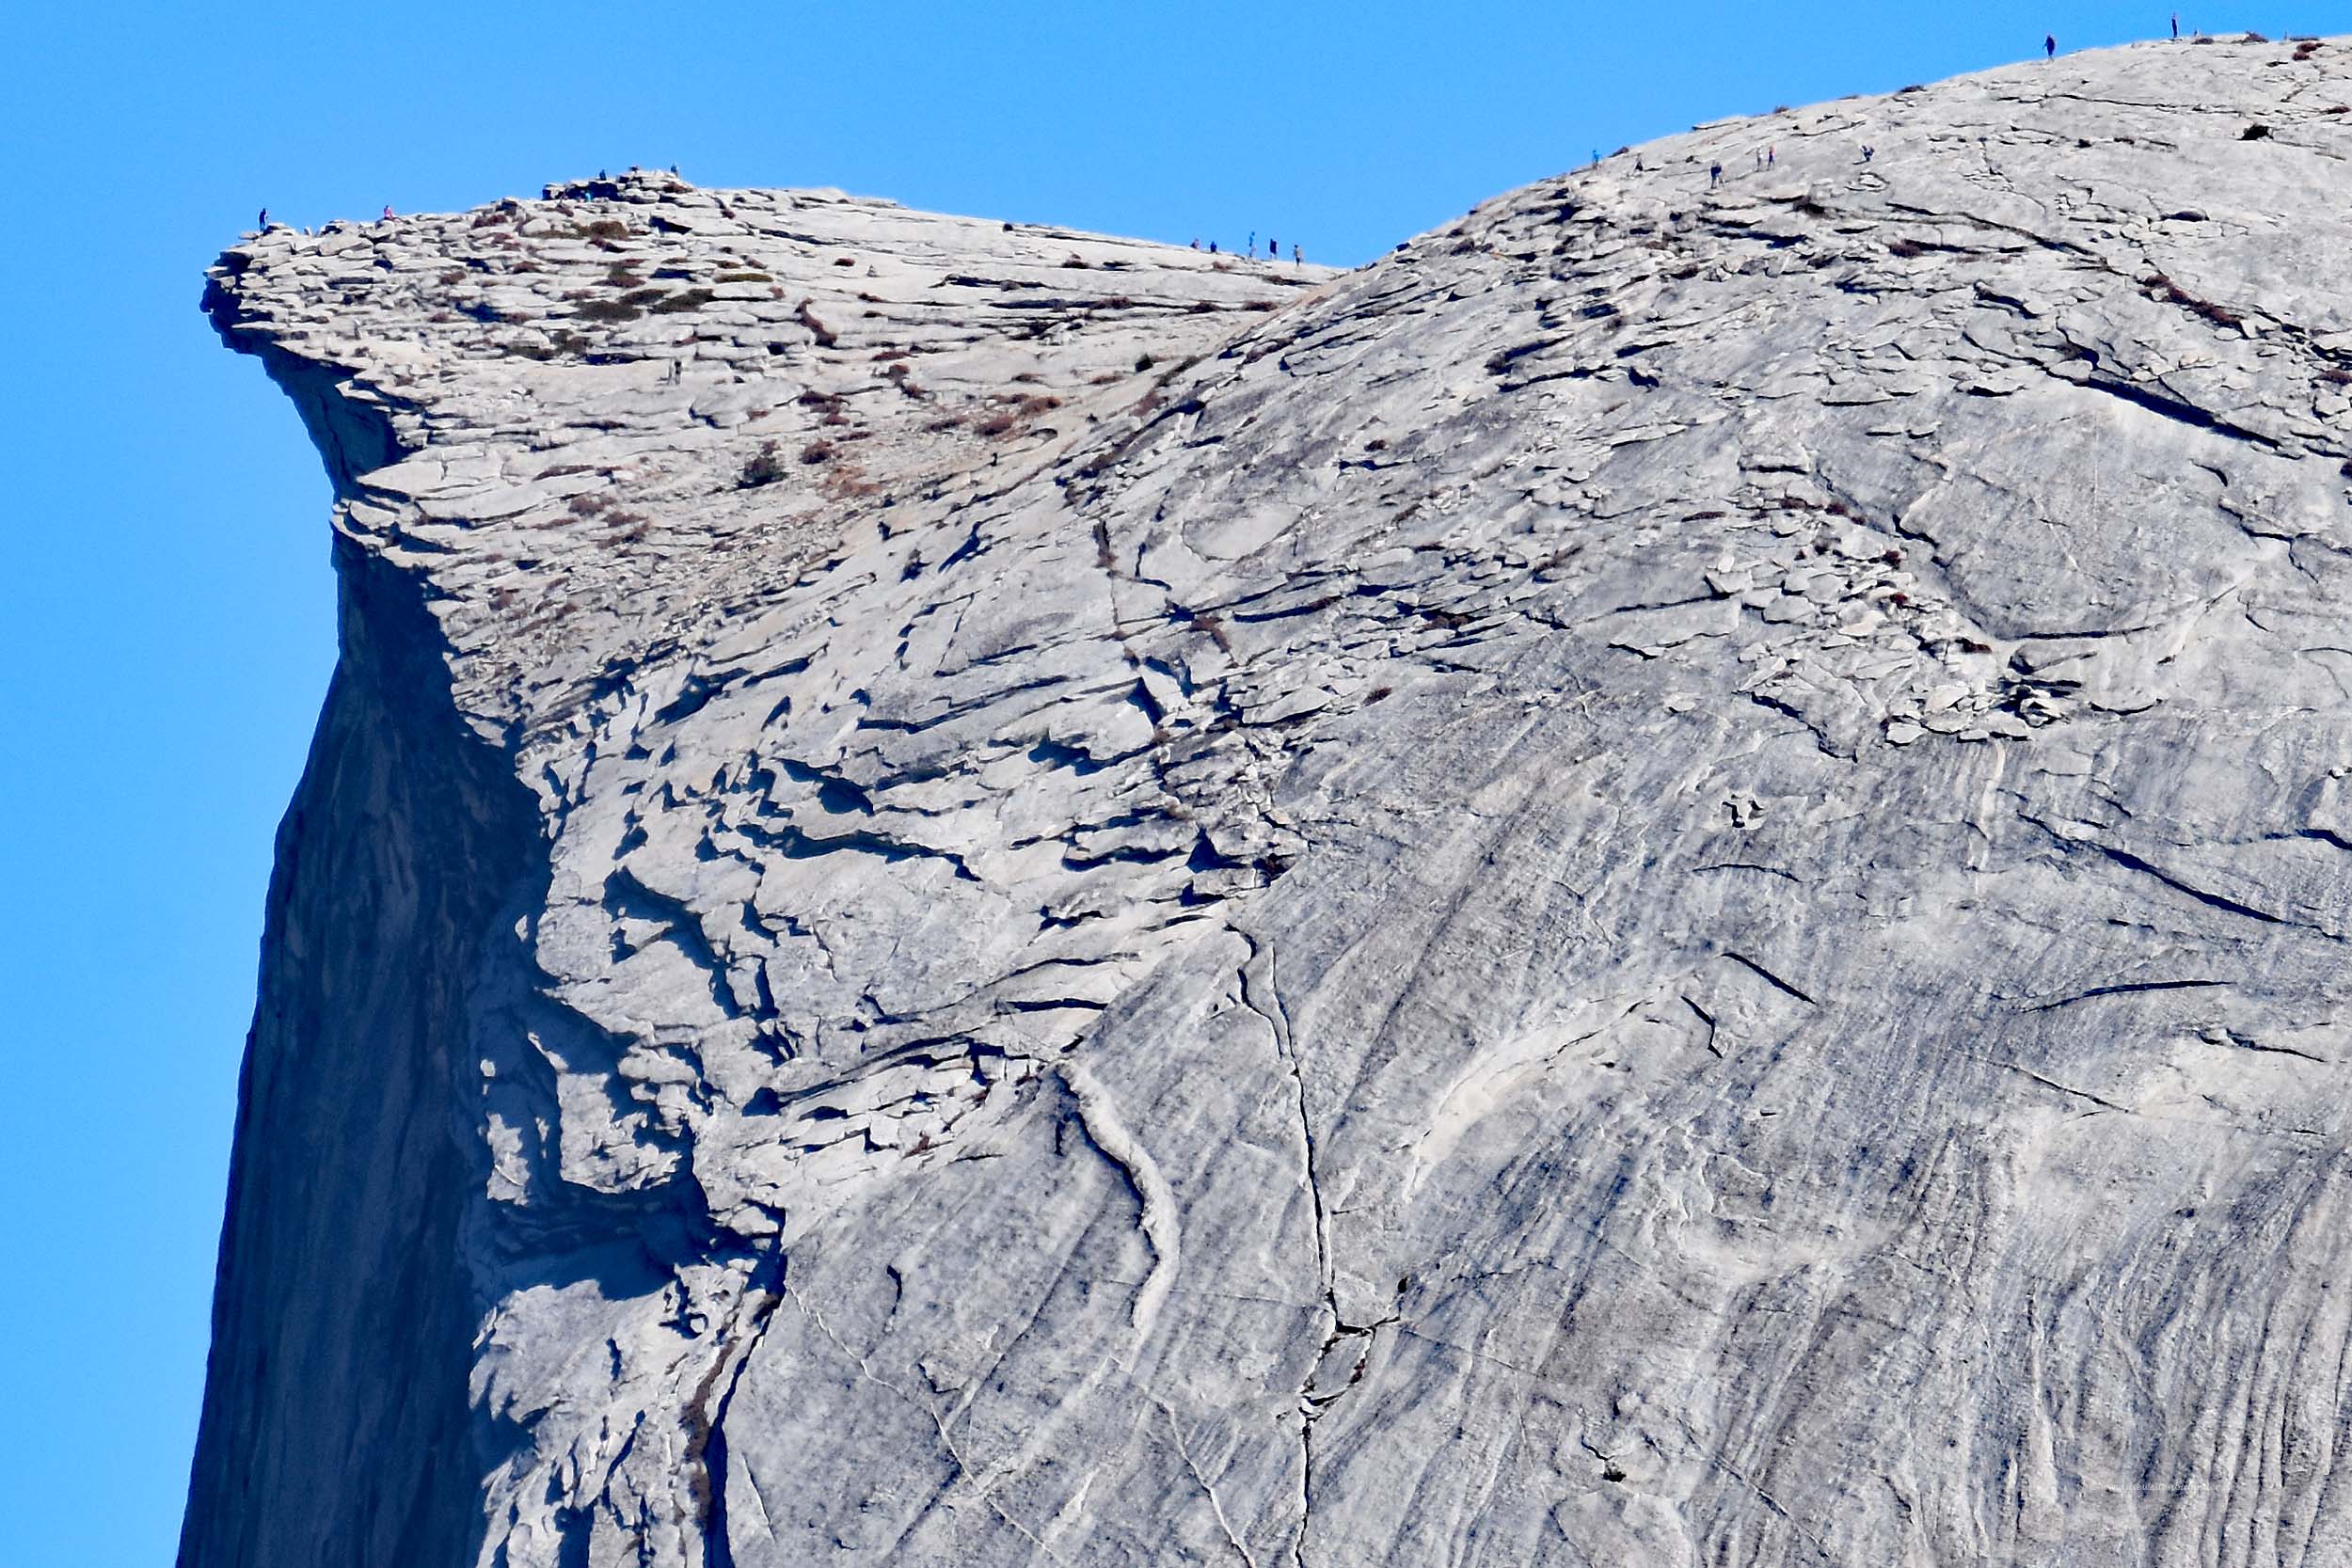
[189, 35, 2352, 1568]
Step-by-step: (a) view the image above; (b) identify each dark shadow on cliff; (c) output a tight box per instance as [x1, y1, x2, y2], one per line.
[175, 529, 541, 1568]
[183, 278, 757, 1568]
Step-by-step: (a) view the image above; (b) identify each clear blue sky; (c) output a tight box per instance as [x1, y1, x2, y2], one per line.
[0, 2, 2316, 1560]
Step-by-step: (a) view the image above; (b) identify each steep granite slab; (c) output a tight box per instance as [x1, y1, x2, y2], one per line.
[193, 37, 2352, 1568]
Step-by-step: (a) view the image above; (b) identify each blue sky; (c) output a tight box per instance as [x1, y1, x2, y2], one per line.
[0, 2, 2318, 1560]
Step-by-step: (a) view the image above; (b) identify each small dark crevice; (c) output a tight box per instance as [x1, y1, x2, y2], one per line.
[1695, 862, 1801, 883]
[777, 757, 874, 816]
[658, 673, 722, 727]
[2077, 375, 2281, 451]
[2001, 1062, 2129, 1114]
[2024, 978, 2230, 1013]
[728, 816, 981, 883]
[1683, 994, 1723, 1058]
[1029, 736, 1113, 776]
[1737, 688, 1842, 758]
[602, 865, 747, 1021]
[1723, 951, 1818, 1006]
[2221, 1030, 2328, 1064]
[2065, 831, 2296, 931]
[692, 1246, 788, 1568]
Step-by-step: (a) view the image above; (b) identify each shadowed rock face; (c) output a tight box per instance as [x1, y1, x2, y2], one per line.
[187, 36, 2352, 1568]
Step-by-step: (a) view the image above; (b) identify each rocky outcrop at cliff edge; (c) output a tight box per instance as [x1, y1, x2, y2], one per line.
[185, 34, 2352, 1568]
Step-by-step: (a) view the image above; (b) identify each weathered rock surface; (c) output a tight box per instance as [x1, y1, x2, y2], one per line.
[187, 37, 2352, 1568]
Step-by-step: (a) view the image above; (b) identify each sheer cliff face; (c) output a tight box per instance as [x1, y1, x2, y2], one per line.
[189, 37, 2352, 1568]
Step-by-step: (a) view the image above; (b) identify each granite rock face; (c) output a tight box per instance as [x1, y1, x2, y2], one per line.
[188, 37, 2352, 1568]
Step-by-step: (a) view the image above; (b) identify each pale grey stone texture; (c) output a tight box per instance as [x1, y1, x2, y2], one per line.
[186, 36, 2352, 1568]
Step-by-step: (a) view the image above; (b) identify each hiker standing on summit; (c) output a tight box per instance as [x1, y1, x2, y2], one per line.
[2045, 33, 2057, 57]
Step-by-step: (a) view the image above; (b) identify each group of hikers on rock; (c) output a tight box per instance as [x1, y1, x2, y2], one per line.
[254, 202, 391, 233]
[1649, 21, 2245, 193]
[251, 21, 2263, 245]
[252, 196, 1310, 269]
[1190, 234, 1305, 265]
